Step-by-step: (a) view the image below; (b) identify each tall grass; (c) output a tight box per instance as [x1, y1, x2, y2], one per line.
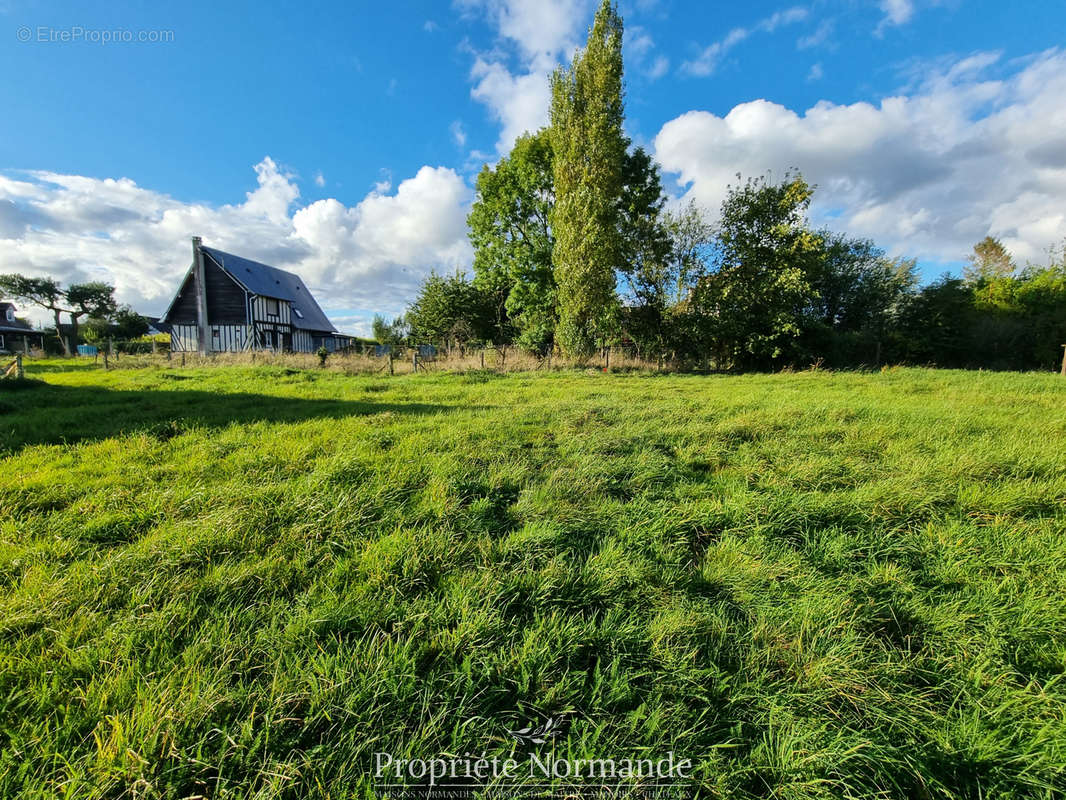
[48, 345, 680, 376]
[1, 362, 1065, 798]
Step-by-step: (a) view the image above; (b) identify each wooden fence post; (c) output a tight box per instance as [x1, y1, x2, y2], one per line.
[15, 354, 23, 380]
[480, 350, 485, 369]
[388, 353, 394, 376]
[1060, 345, 1066, 376]
[102, 349, 109, 370]
[413, 351, 419, 373]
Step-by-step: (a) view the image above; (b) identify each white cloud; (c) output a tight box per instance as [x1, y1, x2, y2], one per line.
[626, 27, 654, 59]
[806, 62, 824, 81]
[450, 120, 468, 148]
[682, 6, 808, 76]
[469, 57, 552, 153]
[0, 159, 473, 333]
[654, 49, 1066, 267]
[625, 25, 670, 81]
[458, 0, 592, 153]
[458, 0, 588, 69]
[877, 0, 914, 34]
[314, 171, 326, 188]
[648, 54, 670, 81]
[797, 19, 834, 50]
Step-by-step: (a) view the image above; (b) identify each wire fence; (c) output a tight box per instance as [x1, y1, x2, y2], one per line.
[30, 342, 687, 375]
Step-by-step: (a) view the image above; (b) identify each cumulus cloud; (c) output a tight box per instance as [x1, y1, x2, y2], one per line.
[458, 0, 592, 153]
[0, 158, 473, 333]
[459, 0, 588, 68]
[654, 49, 1066, 267]
[682, 6, 808, 77]
[469, 58, 552, 153]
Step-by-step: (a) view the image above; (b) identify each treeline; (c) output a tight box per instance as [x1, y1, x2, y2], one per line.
[0, 274, 153, 354]
[385, 0, 1066, 372]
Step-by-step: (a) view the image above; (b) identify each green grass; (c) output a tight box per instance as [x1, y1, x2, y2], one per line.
[2, 361, 1065, 798]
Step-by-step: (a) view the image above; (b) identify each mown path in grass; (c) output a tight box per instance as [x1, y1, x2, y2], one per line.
[1, 364, 1065, 798]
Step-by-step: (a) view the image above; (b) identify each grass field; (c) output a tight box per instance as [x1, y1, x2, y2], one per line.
[2, 361, 1065, 799]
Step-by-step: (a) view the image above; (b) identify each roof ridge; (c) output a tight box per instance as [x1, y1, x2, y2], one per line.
[199, 245, 338, 333]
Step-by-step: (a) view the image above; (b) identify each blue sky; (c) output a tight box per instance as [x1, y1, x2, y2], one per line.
[1, 0, 1064, 334]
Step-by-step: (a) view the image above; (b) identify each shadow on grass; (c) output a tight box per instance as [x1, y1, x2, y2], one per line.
[0, 381, 464, 452]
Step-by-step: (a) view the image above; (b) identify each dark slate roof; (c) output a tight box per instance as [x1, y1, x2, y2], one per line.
[0, 302, 35, 332]
[201, 246, 337, 333]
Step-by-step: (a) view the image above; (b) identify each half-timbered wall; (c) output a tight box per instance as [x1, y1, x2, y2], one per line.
[171, 324, 198, 352]
[251, 296, 292, 327]
[209, 325, 250, 352]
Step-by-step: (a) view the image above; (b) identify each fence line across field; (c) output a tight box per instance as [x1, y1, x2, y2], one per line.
[38, 340, 666, 373]
[27, 340, 1047, 376]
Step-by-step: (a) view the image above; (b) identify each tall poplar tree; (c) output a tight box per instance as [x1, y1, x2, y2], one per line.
[549, 0, 626, 358]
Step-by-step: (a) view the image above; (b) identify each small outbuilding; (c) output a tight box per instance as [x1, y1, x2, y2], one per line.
[0, 302, 45, 353]
[159, 237, 353, 354]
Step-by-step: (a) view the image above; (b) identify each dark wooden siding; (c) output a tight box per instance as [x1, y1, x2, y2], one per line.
[204, 257, 249, 324]
[167, 272, 199, 323]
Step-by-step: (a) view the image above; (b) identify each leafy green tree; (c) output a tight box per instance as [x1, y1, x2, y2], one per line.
[664, 200, 715, 306]
[964, 250, 1066, 370]
[549, 0, 626, 358]
[892, 275, 975, 366]
[79, 303, 143, 348]
[964, 235, 1014, 284]
[81, 317, 111, 344]
[64, 282, 116, 349]
[618, 148, 674, 358]
[113, 305, 149, 340]
[695, 172, 821, 369]
[468, 129, 556, 352]
[0, 274, 71, 354]
[800, 234, 917, 365]
[371, 314, 407, 347]
[1011, 261, 1066, 369]
[406, 272, 494, 352]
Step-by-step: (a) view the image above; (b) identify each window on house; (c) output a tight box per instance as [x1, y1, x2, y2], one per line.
[265, 298, 279, 317]
[211, 327, 221, 348]
[5, 308, 13, 322]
